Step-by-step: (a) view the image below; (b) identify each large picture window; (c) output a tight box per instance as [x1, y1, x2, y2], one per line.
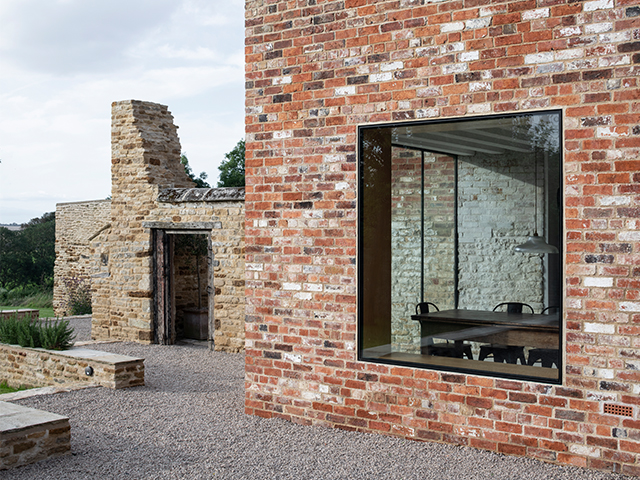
[358, 111, 562, 383]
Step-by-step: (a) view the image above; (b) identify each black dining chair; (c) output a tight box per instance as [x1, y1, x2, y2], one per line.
[493, 302, 534, 314]
[540, 306, 559, 315]
[478, 302, 531, 364]
[415, 302, 473, 360]
[527, 306, 560, 368]
[416, 302, 439, 315]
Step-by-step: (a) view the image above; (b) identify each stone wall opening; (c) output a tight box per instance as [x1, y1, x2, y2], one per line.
[153, 228, 215, 347]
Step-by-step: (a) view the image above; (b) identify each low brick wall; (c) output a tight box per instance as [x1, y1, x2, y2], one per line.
[0, 344, 144, 390]
[0, 401, 70, 470]
[0, 310, 38, 321]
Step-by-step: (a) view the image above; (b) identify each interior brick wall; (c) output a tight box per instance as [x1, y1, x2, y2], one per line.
[244, 0, 640, 473]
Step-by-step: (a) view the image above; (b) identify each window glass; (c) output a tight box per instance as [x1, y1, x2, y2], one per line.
[359, 111, 562, 383]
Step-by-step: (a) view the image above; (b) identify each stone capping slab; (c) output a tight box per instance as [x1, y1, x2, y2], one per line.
[157, 186, 245, 203]
[0, 401, 70, 470]
[142, 221, 220, 231]
[0, 401, 68, 434]
[0, 344, 144, 390]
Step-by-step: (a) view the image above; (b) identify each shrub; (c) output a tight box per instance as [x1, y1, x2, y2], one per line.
[0, 315, 75, 350]
[40, 318, 76, 350]
[63, 276, 92, 315]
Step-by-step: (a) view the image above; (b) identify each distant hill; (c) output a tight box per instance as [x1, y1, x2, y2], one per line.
[0, 224, 21, 231]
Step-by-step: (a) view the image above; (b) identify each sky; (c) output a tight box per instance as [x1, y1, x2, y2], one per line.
[0, 0, 245, 224]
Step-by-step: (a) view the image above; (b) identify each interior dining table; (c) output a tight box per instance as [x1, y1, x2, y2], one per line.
[411, 308, 560, 350]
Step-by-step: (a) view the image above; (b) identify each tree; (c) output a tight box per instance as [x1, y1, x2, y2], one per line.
[218, 140, 245, 188]
[0, 212, 55, 289]
[181, 154, 210, 188]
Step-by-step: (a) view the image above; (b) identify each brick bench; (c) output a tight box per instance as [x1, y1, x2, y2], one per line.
[0, 309, 39, 320]
[0, 401, 70, 470]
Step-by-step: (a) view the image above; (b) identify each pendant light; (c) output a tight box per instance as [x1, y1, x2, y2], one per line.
[515, 153, 558, 254]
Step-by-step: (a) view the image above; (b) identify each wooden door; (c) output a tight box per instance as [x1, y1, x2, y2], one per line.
[153, 230, 174, 345]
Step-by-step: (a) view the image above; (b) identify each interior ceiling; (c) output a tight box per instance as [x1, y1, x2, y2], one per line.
[392, 117, 536, 157]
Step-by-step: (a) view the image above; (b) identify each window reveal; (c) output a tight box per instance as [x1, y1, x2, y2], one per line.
[358, 111, 563, 383]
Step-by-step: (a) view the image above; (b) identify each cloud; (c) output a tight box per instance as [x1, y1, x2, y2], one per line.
[0, 0, 179, 74]
[0, 0, 245, 223]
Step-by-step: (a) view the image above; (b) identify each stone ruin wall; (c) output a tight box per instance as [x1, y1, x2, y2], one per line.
[90, 100, 194, 343]
[149, 192, 246, 352]
[54, 199, 111, 316]
[88, 100, 245, 351]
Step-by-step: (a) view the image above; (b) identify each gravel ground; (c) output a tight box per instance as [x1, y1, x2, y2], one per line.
[64, 315, 92, 343]
[2, 319, 635, 479]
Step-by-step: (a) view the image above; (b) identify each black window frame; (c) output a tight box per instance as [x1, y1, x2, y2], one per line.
[356, 110, 564, 384]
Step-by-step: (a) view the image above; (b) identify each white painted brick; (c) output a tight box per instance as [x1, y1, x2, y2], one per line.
[567, 61, 595, 76]
[335, 86, 356, 95]
[273, 130, 292, 139]
[470, 82, 491, 92]
[599, 55, 631, 67]
[417, 87, 441, 97]
[606, 149, 624, 160]
[284, 353, 302, 363]
[600, 196, 631, 206]
[584, 323, 615, 334]
[369, 72, 393, 82]
[381, 61, 403, 71]
[586, 22, 613, 34]
[324, 154, 345, 163]
[584, 277, 613, 287]
[569, 444, 600, 457]
[567, 298, 582, 309]
[465, 17, 491, 29]
[273, 76, 292, 85]
[558, 27, 582, 37]
[304, 283, 323, 292]
[282, 282, 302, 291]
[600, 31, 632, 43]
[597, 127, 628, 137]
[585, 367, 615, 379]
[555, 48, 583, 60]
[416, 108, 440, 118]
[584, 0, 613, 12]
[336, 182, 350, 190]
[460, 51, 479, 61]
[522, 8, 549, 20]
[525, 52, 554, 64]
[537, 63, 564, 73]
[620, 302, 640, 312]
[467, 103, 491, 114]
[443, 63, 468, 74]
[246, 263, 263, 271]
[441, 21, 464, 33]
[294, 292, 312, 300]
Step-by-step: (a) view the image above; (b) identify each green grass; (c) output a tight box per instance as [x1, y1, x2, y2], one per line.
[0, 306, 55, 318]
[0, 381, 31, 394]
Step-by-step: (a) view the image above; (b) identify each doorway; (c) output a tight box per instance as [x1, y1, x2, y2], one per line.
[153, 229, 214, 347]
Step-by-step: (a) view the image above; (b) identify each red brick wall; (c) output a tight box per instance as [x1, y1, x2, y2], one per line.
[244, 0, 640, 473]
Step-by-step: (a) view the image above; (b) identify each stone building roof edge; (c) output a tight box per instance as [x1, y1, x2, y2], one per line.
[157, 187, 245, 203]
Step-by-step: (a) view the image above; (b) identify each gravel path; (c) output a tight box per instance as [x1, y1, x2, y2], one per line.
[2, 320, 635, 479]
